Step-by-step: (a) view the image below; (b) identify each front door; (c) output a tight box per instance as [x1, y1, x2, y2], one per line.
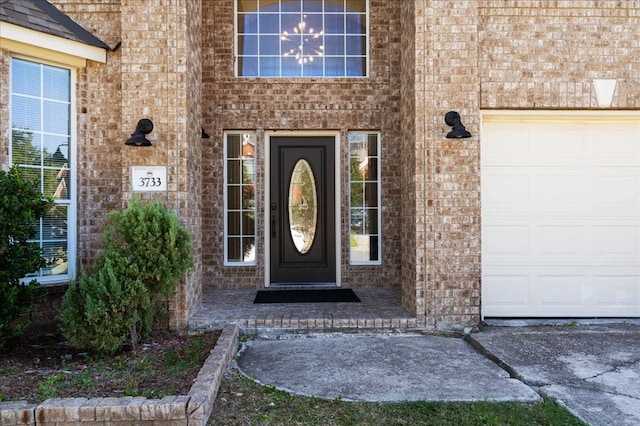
[269, 136, 336, 285]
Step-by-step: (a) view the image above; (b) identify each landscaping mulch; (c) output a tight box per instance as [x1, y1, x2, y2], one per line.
[0, 328, 220, 404]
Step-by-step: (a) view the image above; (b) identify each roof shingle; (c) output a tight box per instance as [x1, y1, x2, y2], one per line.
[0, 0, 109, 49]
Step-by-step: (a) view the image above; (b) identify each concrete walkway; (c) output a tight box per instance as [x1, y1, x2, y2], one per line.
[236, 333, 540, 403]
[235, 323, 640, 426]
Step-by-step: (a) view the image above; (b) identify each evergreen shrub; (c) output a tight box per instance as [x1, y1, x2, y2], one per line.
[0, 165, 53, 347]
[59, 197, 193, 354]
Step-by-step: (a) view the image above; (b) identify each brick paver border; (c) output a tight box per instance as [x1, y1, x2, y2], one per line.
[0, 324, 239, 426]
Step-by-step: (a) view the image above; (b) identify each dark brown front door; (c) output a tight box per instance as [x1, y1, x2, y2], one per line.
[270, 137, 336, 285]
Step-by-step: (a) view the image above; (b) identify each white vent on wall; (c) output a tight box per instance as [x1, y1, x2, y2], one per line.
[593, 79, 617, 107]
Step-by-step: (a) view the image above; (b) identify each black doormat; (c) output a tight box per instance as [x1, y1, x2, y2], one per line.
[254, 288, 361, 304]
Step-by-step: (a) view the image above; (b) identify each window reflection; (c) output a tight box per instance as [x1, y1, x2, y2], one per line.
[349, 132, 381, 264]
[225, 132, 257, 264]
[236, 0, 367, 77]
[11, 58, 71, 279]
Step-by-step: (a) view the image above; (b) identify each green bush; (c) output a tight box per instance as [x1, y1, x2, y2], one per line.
[59, 197, 193, 354]
[102, 197, 194, 300]
[0, 166, 53, 347]
[58, 258, 152, 354]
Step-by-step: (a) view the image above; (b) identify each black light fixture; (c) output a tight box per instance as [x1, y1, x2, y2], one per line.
[444, 111, 471, 139]
[51, 143, 68, 164]
[125, 119, 154, 146]
[201, 127, 210, 138]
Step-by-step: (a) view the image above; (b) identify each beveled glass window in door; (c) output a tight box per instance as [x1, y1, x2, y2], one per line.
[236, 0, 368, 77]
[349, 132, 380, 264]
[224, 132, 257, 265]
[288, 159, 317, 254]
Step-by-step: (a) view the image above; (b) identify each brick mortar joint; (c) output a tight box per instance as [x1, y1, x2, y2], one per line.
[0, 324, 239, 425]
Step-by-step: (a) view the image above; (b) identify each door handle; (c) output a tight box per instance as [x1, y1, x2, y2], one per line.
[271, 203, 277, 238]
[271, 214, 277, 238]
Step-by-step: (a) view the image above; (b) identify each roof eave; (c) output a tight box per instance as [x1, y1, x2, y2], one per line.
[0, 21, 107, 65]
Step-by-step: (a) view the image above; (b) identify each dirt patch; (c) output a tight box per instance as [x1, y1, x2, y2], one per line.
[0, 328, 220, 404]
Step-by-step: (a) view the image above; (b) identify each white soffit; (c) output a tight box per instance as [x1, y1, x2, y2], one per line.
[0, 21, 107, 66]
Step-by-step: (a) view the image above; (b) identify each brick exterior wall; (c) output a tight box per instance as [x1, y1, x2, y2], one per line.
[118, 0, 204, 329]
[50, 0, 205, 329]
[399, 1, 418, 318]
[400, 0, 640, 329]
[405, 0, 482, 329]
[51, 1, 123, 271]
[479, 0, 640, 109]
[201, 0, 404, 290]
[2, 0, 639, 330]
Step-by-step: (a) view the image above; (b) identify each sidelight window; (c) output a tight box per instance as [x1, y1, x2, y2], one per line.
[236, 0, 368, 77]
[348, 131, 380, 264]
[224, 131, 257, 265]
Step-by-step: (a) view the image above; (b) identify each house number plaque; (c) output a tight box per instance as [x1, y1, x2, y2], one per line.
[131, 166, 167, 192]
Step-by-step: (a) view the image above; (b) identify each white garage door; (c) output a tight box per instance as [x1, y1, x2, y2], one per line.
[482, 112, 640, 317]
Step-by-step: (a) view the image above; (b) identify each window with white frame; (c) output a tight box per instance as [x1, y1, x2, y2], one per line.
[349, 131, 380, 264]
[10, 57, 75, 281]
[236, 0, 368, 77]
[224, 131, 257, 264]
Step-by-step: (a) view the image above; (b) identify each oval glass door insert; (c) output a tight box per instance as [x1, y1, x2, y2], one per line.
[288, 159, 317, 254]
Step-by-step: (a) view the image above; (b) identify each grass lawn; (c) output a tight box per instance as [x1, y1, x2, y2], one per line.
[210, 371, 586, 425]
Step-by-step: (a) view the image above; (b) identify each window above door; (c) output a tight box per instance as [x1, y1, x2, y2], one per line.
[236, 0, 368, 77]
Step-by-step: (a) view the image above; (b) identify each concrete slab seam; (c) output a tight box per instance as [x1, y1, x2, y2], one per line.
[464, 334, 548, 387]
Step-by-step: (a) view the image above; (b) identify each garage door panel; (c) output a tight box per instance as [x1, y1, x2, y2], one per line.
[534, 127, 585, 165]
[538, 275, 588, 307]
[483, 172, 529, 212]
[487, 169, 640, 215]
[591, 129, 640, 166]
[531, 174, 585, 212]
[592, 274, 640, 308]
[593, 225, 640, 257]
[482, 124, 585, 166]
[537, 225, 585, 256]
[593, 173, 640, 213]
[482, 273, 530, 308]
[483, 224, 530, 258]
[482, 124, 527, 164]
[484, 267, 640, 316]
[482, 115, 640, 317]
[484, 219, 639, 265]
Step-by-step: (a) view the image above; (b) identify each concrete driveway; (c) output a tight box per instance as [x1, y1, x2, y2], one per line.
[468, 323, 640, 426]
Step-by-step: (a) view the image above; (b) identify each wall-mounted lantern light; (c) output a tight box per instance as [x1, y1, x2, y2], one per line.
[444, 111, 471, 139]
[125, 119, 154, 146]
[201, 127, 210, 138]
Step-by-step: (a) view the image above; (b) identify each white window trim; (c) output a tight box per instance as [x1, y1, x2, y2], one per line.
[9, 55, 78, 285]
[348, 131, 381, 266]
[223, 131, 258, 266]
